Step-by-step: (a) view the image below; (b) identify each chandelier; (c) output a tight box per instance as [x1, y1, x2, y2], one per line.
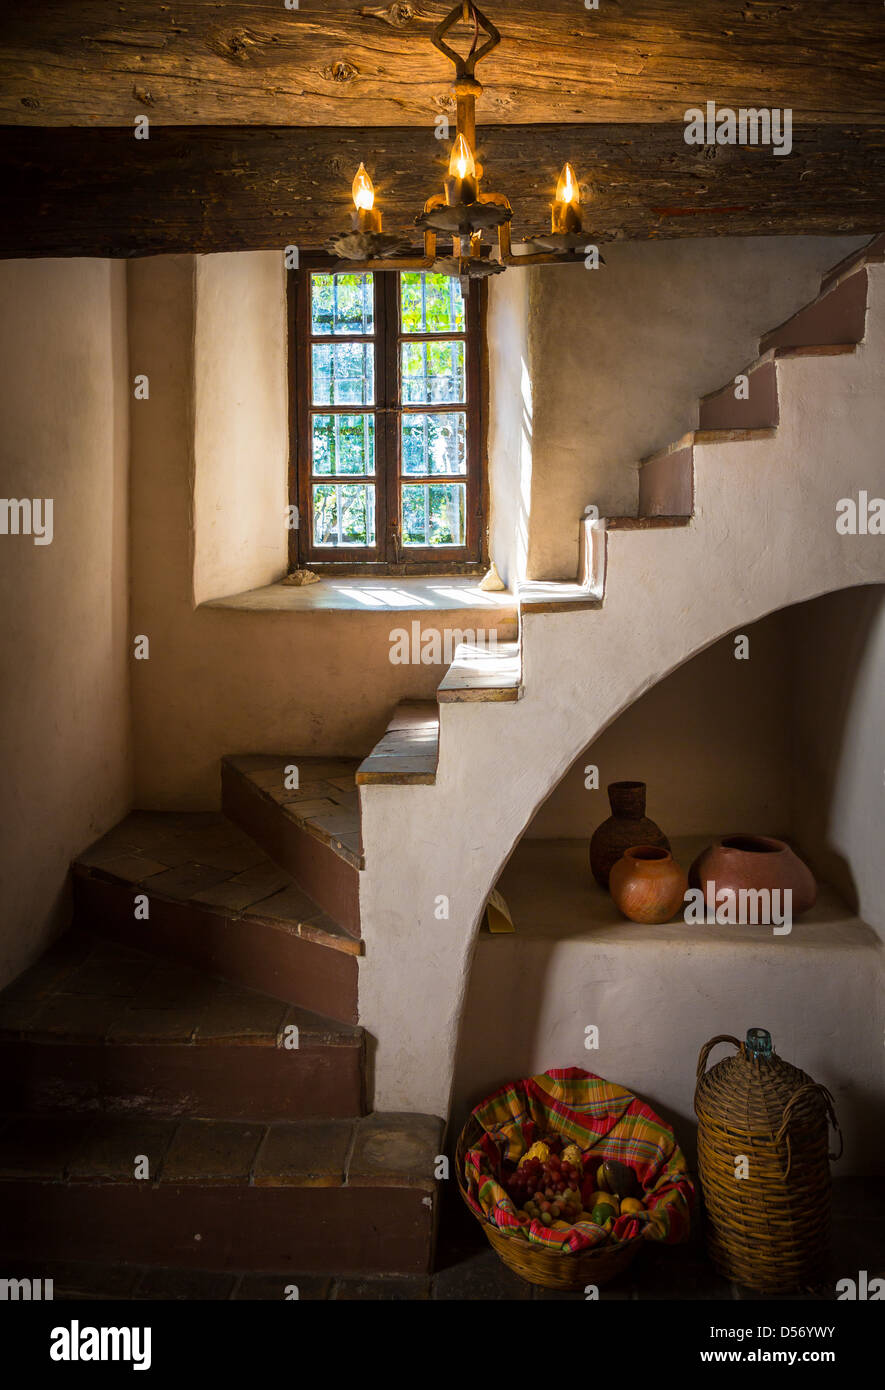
[327, 1, 597, 286]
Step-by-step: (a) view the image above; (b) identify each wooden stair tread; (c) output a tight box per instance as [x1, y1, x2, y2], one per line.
[74, 813, 361, 959]
[0, 933, 361, 1047]
[606, 515, 692, 530]
[0, 1110, 443, 1191]
[356, 701, 439, 786]
[437, 640, 522, 703]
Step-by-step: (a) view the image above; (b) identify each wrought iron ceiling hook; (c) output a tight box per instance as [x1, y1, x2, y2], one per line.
[432, 1, 501, 78]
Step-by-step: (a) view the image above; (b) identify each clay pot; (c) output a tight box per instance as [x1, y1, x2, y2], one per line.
[610, 846, 688, 924]
[590, 781, 670, 889]
[689, 835, 817, 917]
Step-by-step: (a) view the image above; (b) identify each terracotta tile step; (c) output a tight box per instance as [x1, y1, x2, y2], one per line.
[0, 935, 365, 1120]
[437, 640, 522, 703]
[356, 701, 439, 786]
[759, 266, 868, 355]
[73, 841, 360, 1024]
[222, 758, 361, 938]
[0, 1112, 444, 1276]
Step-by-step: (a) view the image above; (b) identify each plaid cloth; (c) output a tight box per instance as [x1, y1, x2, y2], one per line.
[463, 1067, 695, 1253]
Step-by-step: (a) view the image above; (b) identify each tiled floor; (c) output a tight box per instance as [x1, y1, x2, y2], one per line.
[11, 1175, 883, 1301]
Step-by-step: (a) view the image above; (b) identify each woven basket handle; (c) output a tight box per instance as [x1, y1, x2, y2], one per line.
[696, 1034, 742, 1083]
[774, 1082, 843, 1176]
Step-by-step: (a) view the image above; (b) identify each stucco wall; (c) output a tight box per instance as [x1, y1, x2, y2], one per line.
[524, 236, 865, 579]
[486, 268, 534, 587]
[0, 259, 132, 987]
[129, 254, 508, 808]
[791, 585, 885, 937]
[193, 252, 289, 605]
[528, 607, 793, 840]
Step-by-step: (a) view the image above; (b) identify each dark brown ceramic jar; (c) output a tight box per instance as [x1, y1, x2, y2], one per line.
[589, 781, 670, 889]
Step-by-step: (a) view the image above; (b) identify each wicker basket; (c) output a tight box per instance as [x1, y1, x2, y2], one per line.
[455, 1113, 643, 1291]
[694, 1034, 841, 1293]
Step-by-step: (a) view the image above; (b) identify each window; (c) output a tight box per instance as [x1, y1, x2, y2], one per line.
[290, 268, 486, 572]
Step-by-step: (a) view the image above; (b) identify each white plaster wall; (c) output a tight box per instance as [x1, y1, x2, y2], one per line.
[528, 608, 793, 840]
[486, 269, 535, 587]
[0, 259, 132, 987]
[527, 236, 865, 579]
[193, 252, 289, 605]
[791, 586, 885, 938]
[358, 264, 885, 1124]
[129, 256, 507, 807]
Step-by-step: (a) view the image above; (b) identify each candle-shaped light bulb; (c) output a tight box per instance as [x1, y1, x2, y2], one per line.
[445, 134, 478, 206]
[352, 163, 375, 211]
[450, 134, 476, 181]
[552, 162, 582, 233]
[351, 163, 381, 232]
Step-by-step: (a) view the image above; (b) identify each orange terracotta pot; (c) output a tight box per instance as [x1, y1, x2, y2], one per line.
[688, 835, 817, 917]
[609, 846, 688, 925]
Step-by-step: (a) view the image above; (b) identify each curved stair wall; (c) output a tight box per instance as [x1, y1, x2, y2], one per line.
[358, 252, 885, 1121]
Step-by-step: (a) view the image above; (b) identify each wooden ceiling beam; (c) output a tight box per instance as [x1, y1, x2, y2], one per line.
[2, 123, 883, 258]
[1, 1, 884, 129]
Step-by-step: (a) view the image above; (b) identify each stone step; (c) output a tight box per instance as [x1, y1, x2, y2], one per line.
[0, 934, 365, 1121]
[222, 756, 361, 939]
[759, 266, 868, 355]
[437, 640, 522, 703]
[819, 232, 885, 295]
[356, 701, 439, 786]
[73, 813, 360, 1024]
[638, 429, 776, 519]
[517, 515, 605, 615]
[0, 1110, 443, 1276]
[698, 351, 780, 432]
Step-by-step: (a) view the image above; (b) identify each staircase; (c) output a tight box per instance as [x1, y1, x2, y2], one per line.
[3, 235, 884, 1292]
[0, 768, 443, 1287]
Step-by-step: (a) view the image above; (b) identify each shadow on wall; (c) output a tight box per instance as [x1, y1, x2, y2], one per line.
[447, 585, 885, 1170]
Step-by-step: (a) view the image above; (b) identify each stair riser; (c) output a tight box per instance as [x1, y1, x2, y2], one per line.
[760, 268, 867, 354]
[222, 765, 360, 938]
[0, 1183, 435, 1275]
[639, 445, 693, 518]
[0, 1040, 366, 1122]
[698, 359, 779, 431]
[73, 874, 359, 1025]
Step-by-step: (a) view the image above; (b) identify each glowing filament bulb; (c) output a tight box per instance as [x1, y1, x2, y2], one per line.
[352, 163, 375, 211]
[555, 162, 579, 205]
[449, 134, 476, 181]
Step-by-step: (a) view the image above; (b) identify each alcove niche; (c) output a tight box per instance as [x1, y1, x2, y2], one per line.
[449, 585, 885, 1175]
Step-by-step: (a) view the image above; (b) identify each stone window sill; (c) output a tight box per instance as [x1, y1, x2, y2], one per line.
[201, 576, 517, 615]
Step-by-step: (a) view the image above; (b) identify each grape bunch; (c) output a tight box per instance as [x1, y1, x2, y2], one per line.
[505, 1142, 586, 1227]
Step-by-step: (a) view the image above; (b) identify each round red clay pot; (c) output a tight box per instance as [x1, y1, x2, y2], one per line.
[688, 835, 817, 917]
[609, 846, 688, 924]
[590, 781, 670, 889]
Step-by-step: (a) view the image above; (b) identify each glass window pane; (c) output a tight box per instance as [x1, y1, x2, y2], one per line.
[401, 412, 467, 476]
[311, 413, 375, 476]
[400, 272, 465, 334]
[401, 340, 465, 405]
[312, 343, 374, 406]
[311, 273, 374, 336]
[312, 483, 376, 547]
[401, 482, 466, 547]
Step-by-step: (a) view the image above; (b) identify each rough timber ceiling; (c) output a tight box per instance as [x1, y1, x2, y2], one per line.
[1, 1, 884, 255]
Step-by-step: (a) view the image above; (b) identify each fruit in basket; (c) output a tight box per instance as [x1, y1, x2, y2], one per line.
[592, 1200, 617, 1225]
[600, 1159, 640, 1198]
[562, 1144, 583, 1169]
[518, 1141, 550, 1167]
[590, 1190, 618, 1213]
[620, 1197, 645, 1215]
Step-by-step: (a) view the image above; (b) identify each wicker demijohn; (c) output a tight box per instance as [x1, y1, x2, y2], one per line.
[455, 1113, 643, 1291]
[694, 1033, 841, 1293]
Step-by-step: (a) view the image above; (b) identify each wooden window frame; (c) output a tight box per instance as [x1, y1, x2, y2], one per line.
[289, 256, 488, 576]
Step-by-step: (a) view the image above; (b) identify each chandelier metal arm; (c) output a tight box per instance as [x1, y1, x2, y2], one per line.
[432, 2, 501, 79]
